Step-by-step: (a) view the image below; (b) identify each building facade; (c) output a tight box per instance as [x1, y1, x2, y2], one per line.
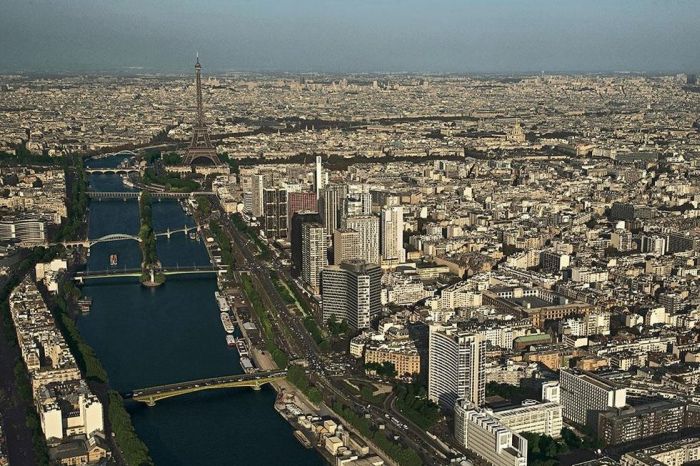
[321, 260, 382, 330]
[262, 187, 288, 239]
[454, 401, 528, 466]
[489, 401, 563, 438]
[560, 369, 626, 430]
[287, 191, 318, 239]
[344, 215, 380, 266]
[380, 205, 405, 267]
[333, 228, 361, 265]
[428, 324, 486, 412]
[320, 184, 348, 241]
[301, 222, 326, 293]
[291, 211, 320, 277]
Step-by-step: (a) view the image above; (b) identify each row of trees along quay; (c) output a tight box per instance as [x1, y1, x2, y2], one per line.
[226, 212, 430, 466]
[138, 191, 165, 286]
[239, 274, 289, 369]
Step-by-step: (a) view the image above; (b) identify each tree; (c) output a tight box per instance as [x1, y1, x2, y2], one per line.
[561, 427, 581, 449]
[327, 316, 349, 336]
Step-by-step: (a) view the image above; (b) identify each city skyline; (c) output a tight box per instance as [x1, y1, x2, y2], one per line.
[1, 0, 699, 74]
[2, 2, 700, 465]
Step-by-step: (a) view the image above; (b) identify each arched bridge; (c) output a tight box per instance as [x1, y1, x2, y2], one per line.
[124, 370, 287, 406]
[61, 233, 141, 248]
[91, 233, 141, 245]
[61, 228, 197, 248]
[86, 168, 140, 175]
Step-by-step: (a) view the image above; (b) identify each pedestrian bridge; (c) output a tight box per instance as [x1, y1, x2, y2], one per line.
[61, 233, 141, 248]
[124, 370, 287, 406]
[61, 228, 196, 248]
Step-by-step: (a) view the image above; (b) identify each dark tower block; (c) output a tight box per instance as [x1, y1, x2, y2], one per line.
[182, 56, 222, 166]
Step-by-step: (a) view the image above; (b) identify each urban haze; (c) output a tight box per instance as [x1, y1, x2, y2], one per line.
[1, 2, 700, 466]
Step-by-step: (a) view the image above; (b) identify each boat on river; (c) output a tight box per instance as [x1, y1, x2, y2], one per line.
[220, 312, 235, 333]
[109, 254, 118, 266]
[226, 334, 236, 347]
[215, 291, 230, 313]
[235, 338, 249, 356]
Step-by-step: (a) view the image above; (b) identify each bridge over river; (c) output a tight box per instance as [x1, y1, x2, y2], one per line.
[60, 226, 198, 248]
[73, 265, 223, 282]
[87, 191, 215, 200]
[124, 370, 287, 406]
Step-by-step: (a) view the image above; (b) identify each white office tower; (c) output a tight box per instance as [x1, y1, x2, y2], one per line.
[344, 215, 380, 265]
[320, 184, 349, 239]
[541, 381, 561, 403]
[428, 324, 486, 412]
[314, 155, 325, 198]
[251, 174, 265, 218]
[321, 259, 382, 330]
[381, 205, 405, 267]
[560, 369, 626, 429]
[454, 401, 528, 466]
[302, 223, 327, 293]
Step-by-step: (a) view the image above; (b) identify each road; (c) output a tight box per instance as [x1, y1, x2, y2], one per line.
[212, 204, 454, 465]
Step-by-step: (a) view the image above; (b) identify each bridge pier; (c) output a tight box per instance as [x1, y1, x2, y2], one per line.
[145, 398, 156, 407]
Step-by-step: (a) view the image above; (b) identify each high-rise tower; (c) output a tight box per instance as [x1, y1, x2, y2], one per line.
[182, 55, 222, 166]
[321, 259, 382, 330]
[428, 324, 486, 412]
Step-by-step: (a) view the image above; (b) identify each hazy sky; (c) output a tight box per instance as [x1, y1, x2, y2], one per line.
[2, 0, 699, 74]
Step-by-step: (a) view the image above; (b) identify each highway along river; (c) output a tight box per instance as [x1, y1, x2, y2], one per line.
[77, 156, 324, 465]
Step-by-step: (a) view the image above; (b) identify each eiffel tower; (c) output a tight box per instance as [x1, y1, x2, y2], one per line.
[182, 55, 222, 165]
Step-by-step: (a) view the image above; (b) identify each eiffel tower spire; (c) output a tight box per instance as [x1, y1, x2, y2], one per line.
[182, 55, 221, 166]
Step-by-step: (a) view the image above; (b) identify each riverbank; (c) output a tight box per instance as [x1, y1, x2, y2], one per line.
[78, 180, 323, 464]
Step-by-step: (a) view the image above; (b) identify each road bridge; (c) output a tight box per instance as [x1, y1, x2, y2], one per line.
[124, 370, 287, 406]
[73, 265, 223, 282]
[87, 191, 216, 200]
[86, 168, 140, 175]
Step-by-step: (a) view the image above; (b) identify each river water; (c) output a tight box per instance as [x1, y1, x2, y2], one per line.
[77, 158, 324, 465]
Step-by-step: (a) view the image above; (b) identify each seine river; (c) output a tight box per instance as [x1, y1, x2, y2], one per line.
[76, 157, 324, 465]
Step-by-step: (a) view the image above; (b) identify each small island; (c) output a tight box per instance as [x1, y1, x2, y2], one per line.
[138, 191, 166, 287]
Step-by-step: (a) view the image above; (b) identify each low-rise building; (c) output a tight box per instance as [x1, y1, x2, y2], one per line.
[488, 400, 563, 439]
[364, 340, 421, 377]
[454, 400, 528, 466]
[620, 437, 700, 466]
